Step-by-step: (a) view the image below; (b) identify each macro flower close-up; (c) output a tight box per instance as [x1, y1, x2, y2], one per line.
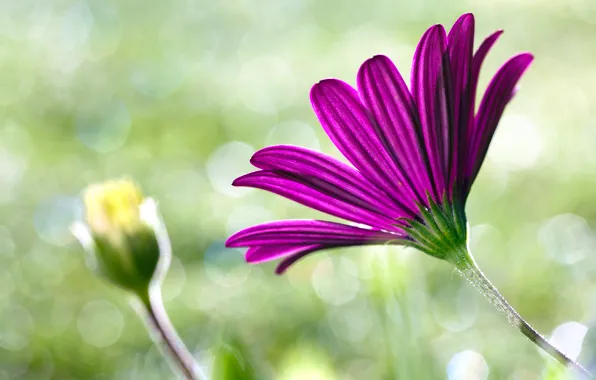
[226, 13, 590, 377]
[227, 13, 532, 274]
[5, 0, 596, 378]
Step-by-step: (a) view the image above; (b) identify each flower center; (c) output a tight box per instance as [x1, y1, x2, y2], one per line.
[402, 194, 468, 261]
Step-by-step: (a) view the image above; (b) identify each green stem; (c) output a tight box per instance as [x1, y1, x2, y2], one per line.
[450, 248, 591, 379]
[135, 286, 207, 380]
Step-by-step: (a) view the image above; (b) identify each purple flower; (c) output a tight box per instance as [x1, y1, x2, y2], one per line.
[226, 13, 533, 274]
[224, 19, 592, 375]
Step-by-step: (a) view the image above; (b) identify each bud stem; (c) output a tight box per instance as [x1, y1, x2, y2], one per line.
[135, 286, 207, 380]
[450, 247, 591, 379]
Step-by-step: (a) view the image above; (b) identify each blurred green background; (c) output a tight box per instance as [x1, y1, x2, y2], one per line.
[2, 0, 596, 378]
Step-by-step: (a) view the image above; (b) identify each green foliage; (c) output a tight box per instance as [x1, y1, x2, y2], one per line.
[212, 337, 257, 380]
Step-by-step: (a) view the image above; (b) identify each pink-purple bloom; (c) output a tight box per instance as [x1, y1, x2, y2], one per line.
[226, 13, 533, 274]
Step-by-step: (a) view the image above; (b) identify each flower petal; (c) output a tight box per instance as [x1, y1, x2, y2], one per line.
[310, 79, 420, 212]
[246, 244, 324, 264]
[470, 30, 503, 111]
[251, 144, 415, 219]
[276, 245, 330, 274]
[467, 53, 534, 187]
[225, 219, 405, 247]
[411, 24, 451, 200]
[464, 30, 503, 186]
[447, 14, 475, 197]
[234, 171, 399, 228]
[357, 55, 432, 205]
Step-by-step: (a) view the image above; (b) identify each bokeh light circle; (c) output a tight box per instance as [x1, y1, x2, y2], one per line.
[447, 350, 489, 380]
[77, 300, 124, 348]
[34, 195, 83, 246]
[76, 101, 131, 153]
[206, 141, 255, 198]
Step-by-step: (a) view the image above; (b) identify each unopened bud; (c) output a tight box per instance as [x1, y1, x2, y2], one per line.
[71, 179, 169, 294]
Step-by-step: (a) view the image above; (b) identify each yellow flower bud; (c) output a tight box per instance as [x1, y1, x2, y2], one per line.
[72, 179, 168, 294]
[84, 179, 145, 236]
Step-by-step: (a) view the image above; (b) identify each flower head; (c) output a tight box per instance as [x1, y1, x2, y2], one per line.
[226, 13, 533, 273]
[84, 179, 145, 237]
[72, 179, 169, 293]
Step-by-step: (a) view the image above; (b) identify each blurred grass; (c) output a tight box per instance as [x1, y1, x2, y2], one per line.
[2, 0, 596, 379]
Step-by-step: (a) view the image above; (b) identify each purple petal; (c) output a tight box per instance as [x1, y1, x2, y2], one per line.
[246, 244, 323, 264]
[276, 245, 329, 274]
[357, 55, 432, 205]
[466, 53, 534, 186]
[470, 30, 504, 112]
[225, 219, 405, 247]
[462, 29, 502, 192]
[310, 79, 420, 212]
[233, 171, 399, 228]
[251, 144, 415, 219]
[411, 24, 451, 200]
[447, 14, 475, 197]
[247, 243, 360, 275]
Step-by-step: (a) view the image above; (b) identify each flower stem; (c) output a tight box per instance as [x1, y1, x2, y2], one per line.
[135, 286, 207, 380]
[451, 248, 591, 379]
